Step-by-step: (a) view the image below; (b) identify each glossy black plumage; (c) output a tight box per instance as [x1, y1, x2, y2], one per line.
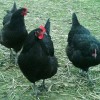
[3, 2, 17, 25]
[0, 8, 28, 53]
[66, 13, 100, 72]
[18, 19, 58, 84]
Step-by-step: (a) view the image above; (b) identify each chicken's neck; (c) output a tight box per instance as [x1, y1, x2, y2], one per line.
[9, 17, 25, 30]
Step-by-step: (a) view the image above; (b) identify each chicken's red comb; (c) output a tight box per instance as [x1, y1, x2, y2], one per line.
[39, 25, 46, 33]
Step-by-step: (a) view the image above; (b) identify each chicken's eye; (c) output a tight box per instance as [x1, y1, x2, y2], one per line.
[35, 30, 44, 40]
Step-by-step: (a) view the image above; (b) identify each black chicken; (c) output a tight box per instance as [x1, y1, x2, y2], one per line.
[18, 19, 58, 98]
[66, 13, 100, 83]
[0, 8, 28, 64]
[3, 2, 17, 25]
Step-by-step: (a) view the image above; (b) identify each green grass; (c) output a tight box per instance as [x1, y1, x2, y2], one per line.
[0, 0, 100, 100]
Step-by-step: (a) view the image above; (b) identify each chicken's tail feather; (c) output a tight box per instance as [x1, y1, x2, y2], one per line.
[72, 13, 80, 27]
[45, 18, 50, 34]
[11, 1, 17, 13]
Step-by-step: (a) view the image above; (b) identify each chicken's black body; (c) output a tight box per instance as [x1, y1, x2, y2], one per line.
[0, 8, 28, 53]
[66, 13, 100, 72]
[18, 19, 58, 84]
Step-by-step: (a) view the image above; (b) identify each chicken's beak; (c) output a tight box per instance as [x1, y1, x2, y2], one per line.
[44, 32, 47, 35]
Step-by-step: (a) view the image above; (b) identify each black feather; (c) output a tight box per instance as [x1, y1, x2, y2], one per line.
[18, 19, 58, 84]
[0, 8, 28, 53]
[45, 18, 50, 34]
[43, 19, 54, 56]
[66, 13, 100, 72]
[3, 2, 17, 25]
[72, 13, 80, 27]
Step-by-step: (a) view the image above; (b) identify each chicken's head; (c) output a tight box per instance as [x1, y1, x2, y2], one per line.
[21, 8, 28, 16]
[35, 25, 46, 39]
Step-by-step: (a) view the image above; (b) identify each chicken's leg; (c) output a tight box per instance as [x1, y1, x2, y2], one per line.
[79, 70, 95, 85]
[87, 72, 95, 85]
[38, 79, 47, 91]
[15, 52, 18, 66]
[33, 83, 40, 100]
[10, 48, 14, 62]
[79, 70, 87, 77]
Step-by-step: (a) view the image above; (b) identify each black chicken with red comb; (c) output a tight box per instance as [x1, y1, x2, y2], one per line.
[18, 19, 58, 98]
[0, 8, 28, 64]
[66, 13, 100, 84]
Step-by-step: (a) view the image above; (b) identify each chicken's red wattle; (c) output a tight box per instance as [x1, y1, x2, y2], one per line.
[38, 33, 44, 39]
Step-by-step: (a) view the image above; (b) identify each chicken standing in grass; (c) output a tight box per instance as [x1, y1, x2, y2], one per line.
[2, 2, 17, 63]
[18, 19, 58, 98]
[3, 2, 17, 26]
[0, 8, 28, 65]
[66, 13, 100, 84]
